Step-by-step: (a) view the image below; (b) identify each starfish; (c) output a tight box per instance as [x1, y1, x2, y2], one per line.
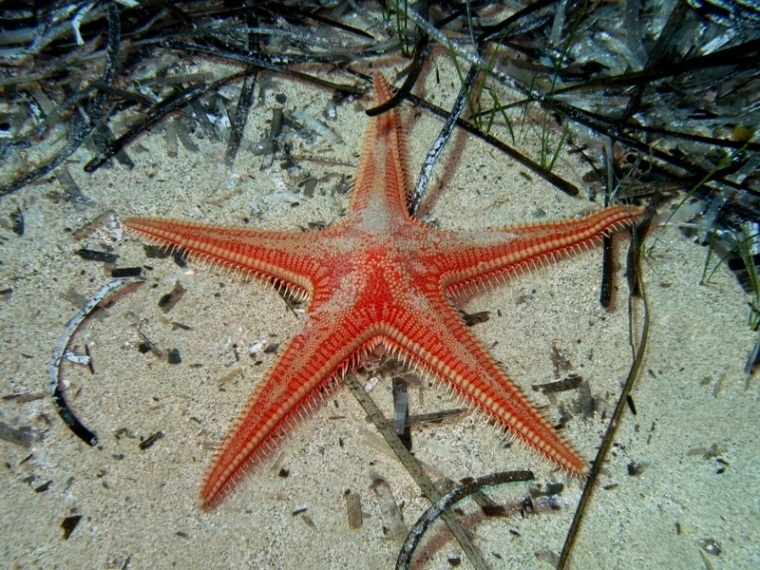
[123, 75, 641, 510]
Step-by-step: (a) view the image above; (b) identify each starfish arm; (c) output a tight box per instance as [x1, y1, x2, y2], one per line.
[434, 205, 642, 295]
[200, 298, 380, 510]
[122, 218, 324, 298]
[347, 74, 413, 222]
[385, 298, 588, 475]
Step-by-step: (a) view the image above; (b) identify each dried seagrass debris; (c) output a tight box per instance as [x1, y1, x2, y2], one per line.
[405, 408, 468, 428]
[391, 376, 411, 449]
[532, 374, 582, 394]
[396, 470, 535, 570]
[167, 348, 182, 364]
[2, 392, 45, 404]
[344, 489, 363, 530]
[0, 420, 35, 448]
[460, 310, 490, 327]
[225, 72, 257, 167]
[10, 208, 24, 235]
[157, 281, 186, 313]
[61, 514, 83, 540]
[137, 330, 162, 358]
[369, 472, 407, 541]
[49, 277, 143, 446]
[0, 4, 121, 198]
[139, 430, 164, 450]
[111, 266, 142, 278]
[76, 248, 118, 263]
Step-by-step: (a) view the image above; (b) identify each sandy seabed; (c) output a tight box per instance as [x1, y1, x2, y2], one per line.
[1, 64, 758, 569]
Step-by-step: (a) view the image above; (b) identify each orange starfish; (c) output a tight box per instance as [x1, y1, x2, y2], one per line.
[123, 75, 641, 510]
